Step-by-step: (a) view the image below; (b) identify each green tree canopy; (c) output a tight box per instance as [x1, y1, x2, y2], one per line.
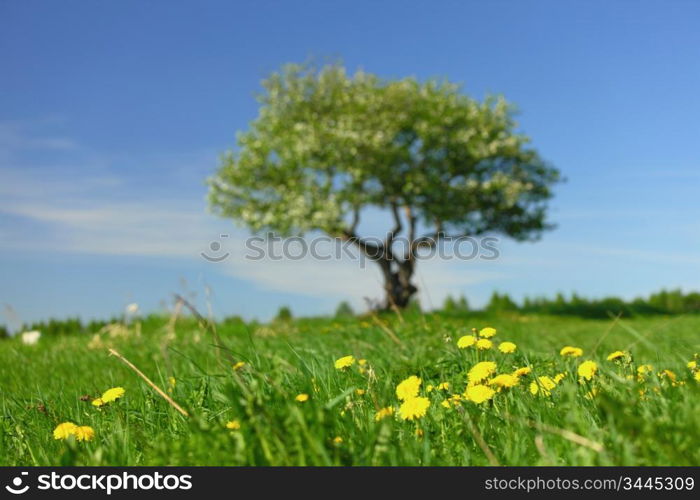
[209, 63, 560, 308]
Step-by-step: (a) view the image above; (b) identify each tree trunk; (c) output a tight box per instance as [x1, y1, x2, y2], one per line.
[341, 230, 419, 310]
[378, 257, 418, 309]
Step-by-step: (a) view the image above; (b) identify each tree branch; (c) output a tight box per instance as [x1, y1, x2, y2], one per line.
[385, 202, 403, 249]
[350, 206, 360, 234]
[411, 220, 444, 252]
[404, 205, 416, 260]
[339, 230, 384, 260]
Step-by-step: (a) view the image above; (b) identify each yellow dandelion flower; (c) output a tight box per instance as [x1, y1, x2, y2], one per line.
[554, 372, 567, 383]
[464, 384, 495, 404]
[168, 376, 176, 389]
[334, 355, 355, 370]
[398, 397, 430, 420]
[512, 366, 532, 377]
[101, 387, 125, 403]
[232, 361, 246, 371]
[498, 341, 517, 354]
[333, 436, 343, 445]
[442, 394, 462, 408]
[358, 359, 367, 366]
[488, 374, 519, 389]
[225, 420, 241, 430]
[479, 327, 497, 338]
[560, 346, 583, 357]
[637, 364, 653, 375]
[53, 422, 77, 440]
[355, 389, 365, 396]
[606, 350, 626, 361]
[457, 335, 476, 348]
[694, 371, 700, 382]
[476, 338, 493, 350]
[295, 393, 309, 402]
[529, 376, 557, 396]
[396, 375, 421, 401]
[468, 361, 497, 384]
[659, 369, 676, 382]
[436, 382, 450, 391]
[687, 360, 697, 370]
[426, 384, 434, 393]
[374, 406, 394, 421]
[74, 426, 95, 442]
[577, 360, 598, 381]
[91, 398, 105, 407]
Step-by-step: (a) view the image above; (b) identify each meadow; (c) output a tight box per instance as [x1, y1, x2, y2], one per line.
[1, 311, 699, 466]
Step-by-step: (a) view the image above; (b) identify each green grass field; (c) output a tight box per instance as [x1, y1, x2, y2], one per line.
[1, 312, 699, 466]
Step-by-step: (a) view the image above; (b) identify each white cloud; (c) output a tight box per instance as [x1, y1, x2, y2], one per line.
[0, 198, 225, 258]
[0, 120, 77, 163]
[0, 158, 225, 258]
[224, 257, 384, 299]
[546, 242, 700, 267]
[0, 166, 121, 197]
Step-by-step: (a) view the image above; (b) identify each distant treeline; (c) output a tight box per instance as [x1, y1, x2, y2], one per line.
[444, 288, 700, 318]
[0, 317, 115, 339]
[1, 315, 169, 339]
[2, 288, 699, 339]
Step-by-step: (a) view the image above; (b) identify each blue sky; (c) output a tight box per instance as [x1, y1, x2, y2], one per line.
[2, 0, 699, 328]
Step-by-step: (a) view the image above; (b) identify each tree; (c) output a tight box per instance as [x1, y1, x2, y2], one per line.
[274, 306, 292, 322]
[334, 301, 355, 318]
[457, 295, 469, 312]
[443, 295, 458, 312]
[443, 294, 469, 313]
[209, 63, 560, 309]
[486, 292, 519, 313]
